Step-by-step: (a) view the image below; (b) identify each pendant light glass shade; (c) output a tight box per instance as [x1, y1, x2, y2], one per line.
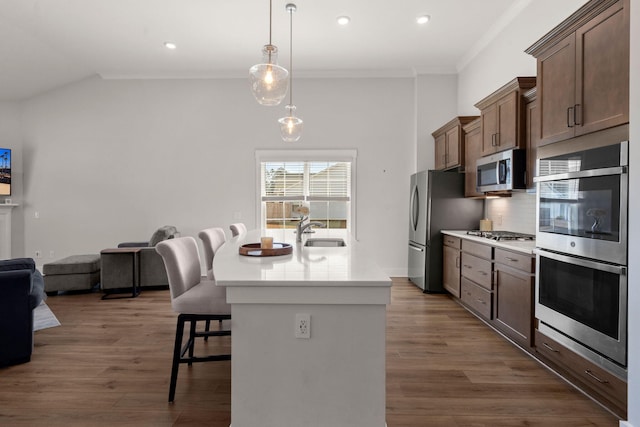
[249, 45, 289, 106]
[279, 105, 303, 142]
[249, 0, 289, 106]
[279, 3, 302, 142]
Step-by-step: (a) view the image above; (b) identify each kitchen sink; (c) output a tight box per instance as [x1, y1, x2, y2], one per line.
[304, 238, 346, 247]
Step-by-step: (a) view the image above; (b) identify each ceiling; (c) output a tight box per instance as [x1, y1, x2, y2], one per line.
[0, 0, 526, 101]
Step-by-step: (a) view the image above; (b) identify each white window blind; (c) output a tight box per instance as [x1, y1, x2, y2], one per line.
[262, 162, 351, 202]
[260, 160, 352, 230]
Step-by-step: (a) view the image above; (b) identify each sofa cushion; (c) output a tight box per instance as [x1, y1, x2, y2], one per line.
[149, 226, 178, 247]
[0, 258, 36, 273]
[43, 254, 100, 275]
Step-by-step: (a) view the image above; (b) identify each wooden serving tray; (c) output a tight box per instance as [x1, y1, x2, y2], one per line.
[239, 242, 293, 257]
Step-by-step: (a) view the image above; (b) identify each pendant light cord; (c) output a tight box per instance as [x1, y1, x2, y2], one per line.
[288, 5, 293, 108]
[269, 0, 273, 45]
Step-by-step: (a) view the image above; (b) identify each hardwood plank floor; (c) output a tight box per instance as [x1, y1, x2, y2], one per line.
[0, 278, 618, 426]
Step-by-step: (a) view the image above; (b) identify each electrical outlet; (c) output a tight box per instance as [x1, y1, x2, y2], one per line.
[295, 313, 310, 339]
[35, 250, 41, 258]
[49, 250, 55, 258]
[496, 215, 503, 226]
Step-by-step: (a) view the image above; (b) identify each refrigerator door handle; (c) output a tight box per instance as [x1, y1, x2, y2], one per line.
[409, 244, 424, 252]
[410, 185, 420, 232]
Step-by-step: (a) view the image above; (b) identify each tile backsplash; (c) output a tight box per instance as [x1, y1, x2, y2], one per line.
[485, 192, 536, 235]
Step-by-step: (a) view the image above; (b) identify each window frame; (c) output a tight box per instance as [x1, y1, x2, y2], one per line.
[255, 149, 357, 235]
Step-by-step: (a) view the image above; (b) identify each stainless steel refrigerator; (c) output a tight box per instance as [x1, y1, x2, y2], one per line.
[408, 170, 483, 292]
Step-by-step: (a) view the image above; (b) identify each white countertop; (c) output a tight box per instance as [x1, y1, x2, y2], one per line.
[441, 230, 536, 255]
[213, 229, 391, 287]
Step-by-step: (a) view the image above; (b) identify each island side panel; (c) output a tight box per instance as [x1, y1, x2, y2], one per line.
[230, 302, 387, 427]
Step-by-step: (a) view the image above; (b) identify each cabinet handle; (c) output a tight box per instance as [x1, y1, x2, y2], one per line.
[504, 257, 519, 263]
[476, 298, 485, 305]
[463, 264, 472, 269]
[584, 369, 609, 384]
[479, 271, 488, 276]
[574, 104, 581, 126]
[542, 342, 559, 353]
[567, 106, 574, 128]
[495, 133, 500, 147]
[455, 256, 460, 268]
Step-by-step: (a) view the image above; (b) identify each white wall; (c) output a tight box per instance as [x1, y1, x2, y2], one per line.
[18, 76, 415, 276]
[625, 1, 639, 425]
[0, 101, 24, 257]
[457, 0, 589, 116]
[416, 74, 458, 172]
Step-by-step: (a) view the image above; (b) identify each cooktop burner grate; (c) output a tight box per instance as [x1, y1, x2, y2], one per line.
[466, 230, 535, 241]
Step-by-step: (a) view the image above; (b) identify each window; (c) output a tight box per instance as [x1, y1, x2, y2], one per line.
[256, 150, 355, 231]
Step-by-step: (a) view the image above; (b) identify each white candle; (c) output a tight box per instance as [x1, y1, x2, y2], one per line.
[261, 236, 273, 249]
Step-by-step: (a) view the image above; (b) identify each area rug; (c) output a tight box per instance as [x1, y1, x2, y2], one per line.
[33, 302, 61, 331]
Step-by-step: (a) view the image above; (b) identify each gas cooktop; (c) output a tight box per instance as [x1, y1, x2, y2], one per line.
[466, 230, 535, 241]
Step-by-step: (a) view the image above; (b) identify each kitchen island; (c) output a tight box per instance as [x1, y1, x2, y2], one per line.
[213, 229, 391, 427]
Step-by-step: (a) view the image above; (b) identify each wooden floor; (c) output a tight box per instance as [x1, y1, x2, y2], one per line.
[0, 278, 618, 426]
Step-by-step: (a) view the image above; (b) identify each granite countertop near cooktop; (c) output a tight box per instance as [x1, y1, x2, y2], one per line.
[441, 230, 536, 256]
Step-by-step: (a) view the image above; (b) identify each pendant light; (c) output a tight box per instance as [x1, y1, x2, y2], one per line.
[278, 3, 303, 142]
[249, 0, 289, 106]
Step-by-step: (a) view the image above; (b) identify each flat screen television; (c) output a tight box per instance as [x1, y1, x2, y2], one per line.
[0, 148, 11, 196]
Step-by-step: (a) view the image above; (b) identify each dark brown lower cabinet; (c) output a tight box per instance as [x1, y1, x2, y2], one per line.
[492, 248, 534, 348]
[534, 329, 627, 419]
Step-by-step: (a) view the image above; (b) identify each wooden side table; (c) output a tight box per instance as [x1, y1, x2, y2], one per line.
[100, 247, 142, 299]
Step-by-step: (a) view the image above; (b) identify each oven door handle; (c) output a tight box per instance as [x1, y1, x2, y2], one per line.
[534, 166, 626, 183]
[535, 248, 627, 275]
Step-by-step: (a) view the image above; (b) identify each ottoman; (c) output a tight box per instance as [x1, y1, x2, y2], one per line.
[43, 254, 101, 294]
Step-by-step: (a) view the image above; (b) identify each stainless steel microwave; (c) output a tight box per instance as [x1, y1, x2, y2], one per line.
[476, 149, 526, 192]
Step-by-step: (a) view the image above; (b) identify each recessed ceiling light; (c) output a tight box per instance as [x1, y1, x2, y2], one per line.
[164, 42, 177, 50]
[337, 16, 350, 26]
[416, 15, 430, 25]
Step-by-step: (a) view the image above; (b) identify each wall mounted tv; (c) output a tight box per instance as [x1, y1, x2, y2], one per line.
[0, 148, 11, 196]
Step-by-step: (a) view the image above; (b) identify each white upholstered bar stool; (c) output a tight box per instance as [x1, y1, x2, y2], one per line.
[155, 236, 231, 403]
[197, 227, 226, 280]
[229, 223, 247, 237]
[197, 227, 227, 339]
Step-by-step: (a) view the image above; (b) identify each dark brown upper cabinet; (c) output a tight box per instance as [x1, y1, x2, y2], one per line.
[525, 0, 629, 146]
[432, 116, 479, 171]
[474, 77, 536, 157]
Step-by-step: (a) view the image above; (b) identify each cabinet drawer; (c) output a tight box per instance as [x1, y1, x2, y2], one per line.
[494, 248, 534, 273]
[461, 239, 492, 259]
[461, 277, 492, 319]
[443, 235, 461, 249]
[534, 329, 626, 415]
[460, 252, 492, 289]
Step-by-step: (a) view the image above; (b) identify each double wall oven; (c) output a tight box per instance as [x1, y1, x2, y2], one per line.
[534, 141, 628, 378]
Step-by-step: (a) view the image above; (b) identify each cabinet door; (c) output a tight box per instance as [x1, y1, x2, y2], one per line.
[525, 97, 539, 190]
[464, 122, 483, 197]
[443, 245, 461, 297]
[496, 91, 518, 151]
[538, 34, 576, 146]
[445, 126, 460, 168]
[575, 0, 628, 137]
[434, 133, 447, 170]
[494, 265, 534, 347]
[481, 103, 498, 156]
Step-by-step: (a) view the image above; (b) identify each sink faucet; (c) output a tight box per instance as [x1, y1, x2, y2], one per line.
[296, 216, 325, 242]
